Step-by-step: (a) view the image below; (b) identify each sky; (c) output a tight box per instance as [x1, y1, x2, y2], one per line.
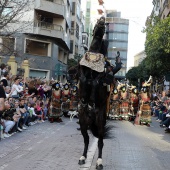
[81, 0, 153, 70]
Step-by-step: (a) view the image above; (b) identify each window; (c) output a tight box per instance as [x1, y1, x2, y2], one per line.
[1, 7, 12, 16]
[108, 23, 128, 32]
[86, 8, 90, 13]
[70, 40, 73, 53]
[72, 2, 75, 15]
[40, 16, 53, 24]
[76, 23, 79, 39]
[25, 39, 50, 56]
[71, 21, 74, 35]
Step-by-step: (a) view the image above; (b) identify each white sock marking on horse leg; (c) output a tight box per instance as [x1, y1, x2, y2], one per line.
[79, 156, 86, 161]
[96, 158, 103, 165]
[80, 137, 98, 169]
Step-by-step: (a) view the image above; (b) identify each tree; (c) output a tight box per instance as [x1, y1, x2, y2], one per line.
[0, 0, 34, 56]
[144, 16, 170, 77]
[126, 59, 151, 86]
[67, 58, 77, 69]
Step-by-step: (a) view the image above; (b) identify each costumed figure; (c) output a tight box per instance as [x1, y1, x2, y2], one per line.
[117, 81, 130, 120]
[135, 76, 152, 126]
[127, 85, 139, 121]
[109, 86, 119, 119]
[48, 81, 62, 123]
[70, 84, 79, 111]
[61, 82, 71, 116]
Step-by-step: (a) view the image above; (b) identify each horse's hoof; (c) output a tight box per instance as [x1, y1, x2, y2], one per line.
[96, 164, 103, 170]
[78, 156, 86, 165]
[96, 158, 103, 169]
[78, 160, 85, 165]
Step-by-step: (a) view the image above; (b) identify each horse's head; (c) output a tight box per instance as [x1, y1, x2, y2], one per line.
[92, 16, 105, 38]
[89, 17, 106, 53]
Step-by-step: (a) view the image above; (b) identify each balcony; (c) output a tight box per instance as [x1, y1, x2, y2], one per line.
[33, 21, 64, 40]
[35, 0, 65, 17]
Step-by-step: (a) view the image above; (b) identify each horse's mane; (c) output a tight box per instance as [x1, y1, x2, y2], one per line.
[99, 39, 108, 56]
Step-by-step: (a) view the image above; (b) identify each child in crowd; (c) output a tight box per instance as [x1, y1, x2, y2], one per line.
[35, 100, 44, 123]
[42, 100, 48, 120]
[27, 103, 38, 125]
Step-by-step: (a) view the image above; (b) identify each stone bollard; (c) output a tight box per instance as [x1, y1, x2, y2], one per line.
[7, 56, 17, 75]
[21, 59, 30, 78]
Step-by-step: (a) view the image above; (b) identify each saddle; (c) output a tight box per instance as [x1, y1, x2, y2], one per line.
[80, 52, 105, 72]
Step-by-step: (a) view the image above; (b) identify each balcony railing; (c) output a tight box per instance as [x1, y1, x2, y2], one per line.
[34, 21, 63, 31]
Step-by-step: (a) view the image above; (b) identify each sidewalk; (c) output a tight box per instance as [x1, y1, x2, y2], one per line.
[89, 118, 170, 170]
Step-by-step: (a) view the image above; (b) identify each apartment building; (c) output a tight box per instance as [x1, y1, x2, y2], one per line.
[105, 10, 129, 79]
[159, 0, 170, 19]
[1, 0, 72, 82]
[151, 0, 170, 19]
[69, 0, 88, 61]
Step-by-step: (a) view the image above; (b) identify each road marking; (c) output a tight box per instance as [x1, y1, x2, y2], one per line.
[80, 137, 98, 170]
[27, 147, 33, 151]
[13, 146, 20, 150]
[0, 153, 7, 158]
[24, 140, 31, 144]
[13, 154, 24, 160]
[0, 164, 8, 170]
[37, 140, 43, 144]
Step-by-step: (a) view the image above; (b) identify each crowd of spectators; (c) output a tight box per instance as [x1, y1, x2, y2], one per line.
[0, 65, 51, 140]
[151, 90, 170, 132]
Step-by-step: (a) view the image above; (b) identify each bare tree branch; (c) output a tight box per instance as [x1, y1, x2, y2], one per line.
[0, 0, 34, 33]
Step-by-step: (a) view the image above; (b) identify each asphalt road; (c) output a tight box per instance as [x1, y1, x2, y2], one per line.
[0, 117, 170, 170]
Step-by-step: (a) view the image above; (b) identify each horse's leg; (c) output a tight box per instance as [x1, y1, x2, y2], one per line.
[78, 114, 89, 165]
[96, 134, 104, 170]
[96, 111, 106, 170]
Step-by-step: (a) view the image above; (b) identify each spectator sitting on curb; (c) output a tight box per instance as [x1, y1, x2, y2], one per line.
[19, 98, 29, 130]
[1, 100, 16, 138]
[27, 103, 39, 125]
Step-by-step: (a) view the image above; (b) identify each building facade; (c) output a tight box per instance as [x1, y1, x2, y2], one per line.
[134, 50, 146, 67]
[105, 10, 129, 79]
[151, 0, 170, 19]
[0, 0, 86, 82]
[69, 0, 88, 61]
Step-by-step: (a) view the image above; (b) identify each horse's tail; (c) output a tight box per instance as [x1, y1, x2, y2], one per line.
[90, 120, 113, 139]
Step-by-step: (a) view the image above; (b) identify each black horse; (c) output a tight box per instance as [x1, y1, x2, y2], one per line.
[68, 17, 122, 169]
